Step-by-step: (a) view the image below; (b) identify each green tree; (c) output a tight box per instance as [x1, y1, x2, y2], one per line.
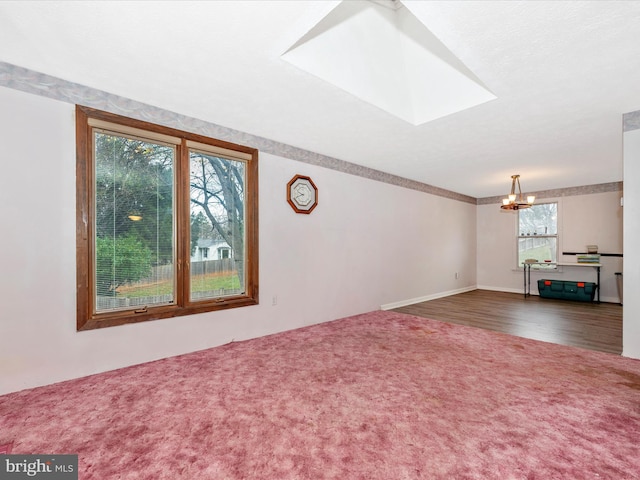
[96, 235, 152, 296]
[190, 211, 210, 256]
[95, 132, 174, 265]
[95, 132, 246, 292]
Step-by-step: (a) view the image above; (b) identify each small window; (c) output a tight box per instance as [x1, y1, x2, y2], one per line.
[517, 202, 558, 268]
[76, 106, 259, 330]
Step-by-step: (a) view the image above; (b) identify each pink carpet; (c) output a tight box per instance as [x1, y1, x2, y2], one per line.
[1, 311, 640, 479]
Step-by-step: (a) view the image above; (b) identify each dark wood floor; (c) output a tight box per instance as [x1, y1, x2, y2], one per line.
[393, 289, 623, 354]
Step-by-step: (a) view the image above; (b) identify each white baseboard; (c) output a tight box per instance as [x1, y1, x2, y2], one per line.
[477, 285, 621, 304]
[476, 285, 523, 295]
[382, 285, 622, 308]
[380, 286, 478, 311]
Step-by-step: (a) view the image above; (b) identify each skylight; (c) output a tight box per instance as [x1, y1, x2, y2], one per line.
[281, 0, 496, 126]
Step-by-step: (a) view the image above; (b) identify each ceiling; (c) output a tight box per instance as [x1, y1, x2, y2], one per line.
[1, 0, 639, 198]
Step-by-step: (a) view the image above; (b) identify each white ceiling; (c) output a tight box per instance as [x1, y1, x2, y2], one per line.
[1, 0, 639, 198]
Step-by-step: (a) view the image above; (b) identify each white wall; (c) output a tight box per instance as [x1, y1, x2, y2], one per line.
[477, 191, 623, 303]
[623, 126, 640, 359]
[0, 85, 477, 395]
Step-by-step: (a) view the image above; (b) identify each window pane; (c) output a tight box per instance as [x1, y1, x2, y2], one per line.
[518, 203, 558, 267]
[518, 203, 557, 235]
[518, 237, 557, 266]
[94, 132, 175, 313]
[189, 150, 245, 301]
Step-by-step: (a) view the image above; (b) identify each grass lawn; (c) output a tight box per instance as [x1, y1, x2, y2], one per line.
[118, 271, 241, 298]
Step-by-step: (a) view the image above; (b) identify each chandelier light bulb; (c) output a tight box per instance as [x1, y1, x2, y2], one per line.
[500, 174, 534, 211]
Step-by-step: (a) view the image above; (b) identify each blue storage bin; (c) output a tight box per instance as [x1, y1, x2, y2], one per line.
[537, 279, 596, 302]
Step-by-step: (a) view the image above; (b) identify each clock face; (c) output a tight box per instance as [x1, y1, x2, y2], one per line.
[293, 183, 312, 206]
[287, 175, 318, 214]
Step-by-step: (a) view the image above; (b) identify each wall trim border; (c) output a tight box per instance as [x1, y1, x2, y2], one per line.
[1, 61, 624, 206]
[477, 181, 623, 205]
[623, 110, 640, 132]
[0, 61, 476, 204]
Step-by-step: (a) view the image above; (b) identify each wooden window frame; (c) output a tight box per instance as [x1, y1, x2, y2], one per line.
[76, 106, 259, 331]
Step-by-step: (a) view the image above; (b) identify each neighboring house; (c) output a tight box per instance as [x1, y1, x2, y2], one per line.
[191, 239, 232, 262]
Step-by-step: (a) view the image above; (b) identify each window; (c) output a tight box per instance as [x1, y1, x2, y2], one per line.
[517, 203, 558, 268]
[76, 106, 259, 330]
[201, 247, 209, 259]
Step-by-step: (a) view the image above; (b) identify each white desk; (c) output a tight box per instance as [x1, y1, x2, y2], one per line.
[523, 262, 601, 303]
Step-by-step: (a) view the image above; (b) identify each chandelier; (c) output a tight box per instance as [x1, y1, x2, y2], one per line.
[500, 175, 535, 210]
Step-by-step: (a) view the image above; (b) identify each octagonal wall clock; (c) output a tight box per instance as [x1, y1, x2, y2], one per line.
[287, 174, 318, 214]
